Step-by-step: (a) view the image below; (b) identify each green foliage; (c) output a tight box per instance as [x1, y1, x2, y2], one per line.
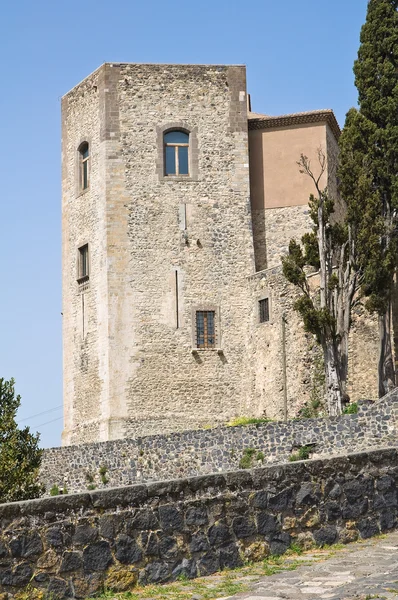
[289, 445, 313, 462]
[99, 465, 109, 485]
[49, 484, 59, 496]
[339, 1, 398, 317]
[239, 448, 265, 469]
[343, 402, 358, 415]
[0, 378, 44, 503]
[282, 240, 307, 288]
[292, 296, 335, 345]
[227, 416, 272, 427]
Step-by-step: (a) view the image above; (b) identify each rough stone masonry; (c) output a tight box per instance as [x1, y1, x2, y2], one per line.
[41, 390, 398, 495]
[62, 62, 379, 447]
[1, 446, 398, 598]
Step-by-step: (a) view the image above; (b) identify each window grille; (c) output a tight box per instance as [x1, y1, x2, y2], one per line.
[259, 298, 269, 323]
[196, 310, 216, 349]
[78, 244, 89, 281]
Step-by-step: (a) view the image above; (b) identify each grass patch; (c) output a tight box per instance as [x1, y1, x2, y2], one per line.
[343, 402, 358, 414]
[91, 572, 248, 600]
[289, 445, 314, 462]
[82, 534, 366, 600]
[239, 448, 265, 469]
[227, 416, 272, 427]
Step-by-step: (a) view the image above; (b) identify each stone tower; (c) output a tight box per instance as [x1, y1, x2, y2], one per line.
[62, 63, 255, 445]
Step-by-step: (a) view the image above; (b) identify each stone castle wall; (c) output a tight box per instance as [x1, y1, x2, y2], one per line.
[41, 392, 398, 495]
[61, 62, 381, 449]
[62, 64, 256, 446]
[2, 446, 398, 598]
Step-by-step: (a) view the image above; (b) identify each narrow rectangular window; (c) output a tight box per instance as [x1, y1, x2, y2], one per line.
[79, 142, 89, 190]
[78, 244, 89, 281]
[259, 298, 269, 323]
[196, 310, 216, 349]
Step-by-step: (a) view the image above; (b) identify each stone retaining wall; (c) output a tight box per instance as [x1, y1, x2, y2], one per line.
[41, 391, 398, 494]
[2, 446, 398, 598]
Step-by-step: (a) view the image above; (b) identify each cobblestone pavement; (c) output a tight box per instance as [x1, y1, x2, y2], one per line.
[222, 531, 398, 600]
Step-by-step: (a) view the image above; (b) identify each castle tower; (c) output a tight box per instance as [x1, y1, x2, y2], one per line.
[61, 63, 255, 445]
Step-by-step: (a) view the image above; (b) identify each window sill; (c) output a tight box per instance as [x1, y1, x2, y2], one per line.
[191, 348, 224, 354]
[76, 187, 90, 199]
[160, 176, 197, 183]
[77, 275, 89, 284]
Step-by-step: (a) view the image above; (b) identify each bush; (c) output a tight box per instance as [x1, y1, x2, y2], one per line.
[289, 445, 313, 462]
[239, 448, 265, 469]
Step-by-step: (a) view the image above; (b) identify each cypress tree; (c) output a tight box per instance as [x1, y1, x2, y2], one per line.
[340, 0, 398, 396]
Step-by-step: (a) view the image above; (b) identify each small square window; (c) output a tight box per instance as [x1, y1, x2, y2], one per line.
[77, 244, 89, 282]
[196, 310, 216, 349]
[259, 298, 269, 323]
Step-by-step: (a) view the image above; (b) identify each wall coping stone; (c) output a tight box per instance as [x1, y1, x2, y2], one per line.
[6, 445, 398, 518]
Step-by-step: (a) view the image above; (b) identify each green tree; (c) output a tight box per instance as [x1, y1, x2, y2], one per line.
[282, 150, 359, 416]
[340, 0, 398, 397]
[0, 378, 43, 503]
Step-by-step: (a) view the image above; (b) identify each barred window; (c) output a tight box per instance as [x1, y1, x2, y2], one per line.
[196, 310, 216, 349]
[259, 298, 269, 323]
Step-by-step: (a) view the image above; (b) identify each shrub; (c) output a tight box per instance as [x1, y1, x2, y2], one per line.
[343, 402, 358, 415]
[239, 448, 265, 469]
[0, 378, 44, 502]
[227, 416, 272, 427]
[289, 445, 313, 462]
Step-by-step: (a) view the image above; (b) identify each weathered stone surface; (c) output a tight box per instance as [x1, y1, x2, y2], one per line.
[105, 566, 138, 592]
[208, 523, 233, 547]
[115, 535, 143, 565]
[185, 506, 208, 526]
[197, 551, 220, 576]
[126, 510, 158, 532]
[46, 527, 64, 548]
[83, 541, 113, 572]
[190, 532, 209, 553]
[158, 505, 184, 532]
[9, 532, 43, 559]
[47, 576, 70, 599]
[2, 447, 398, 597]
[72, 523, 98, 546]
[143, 561, 170, 584]
[257, 512, 279, 536]
[41, 392, 398, 495]
[37, 548, 59, 569]
[232, 516, 257, 539]
[60, 551, 82, 572]
[269, 532, 291, 555]
[313, 526, 338, 547]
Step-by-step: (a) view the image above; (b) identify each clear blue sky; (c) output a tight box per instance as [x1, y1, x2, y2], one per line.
[0, 0, 368, 448]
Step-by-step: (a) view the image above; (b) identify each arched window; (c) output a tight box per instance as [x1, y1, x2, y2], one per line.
[164, 131, 189, 176]
[78, 142, 90, 190]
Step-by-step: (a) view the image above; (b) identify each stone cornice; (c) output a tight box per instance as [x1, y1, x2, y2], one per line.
[248, 109, 341, 140]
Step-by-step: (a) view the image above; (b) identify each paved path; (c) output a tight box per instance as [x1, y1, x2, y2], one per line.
[222, 531, 398, 600]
